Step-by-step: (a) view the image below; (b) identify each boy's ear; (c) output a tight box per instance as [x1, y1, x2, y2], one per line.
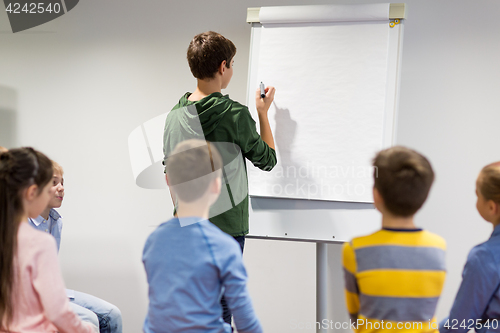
[373, 187, 383, 212]
[218, 60, 227, 75]
[490, 200, 499, 215]
[211, 177, 221, 195]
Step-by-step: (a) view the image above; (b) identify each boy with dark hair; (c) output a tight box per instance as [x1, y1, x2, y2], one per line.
[342, 146, 446, 333]
[163, 31, 277, 324]
[144, 139, 262, 333]
[186, 31, 237, 81]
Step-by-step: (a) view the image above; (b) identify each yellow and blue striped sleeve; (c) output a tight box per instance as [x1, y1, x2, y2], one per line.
[342, 241, 359, 323]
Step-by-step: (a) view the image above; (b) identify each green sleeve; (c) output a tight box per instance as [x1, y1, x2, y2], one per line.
[236, 107, 277, 171]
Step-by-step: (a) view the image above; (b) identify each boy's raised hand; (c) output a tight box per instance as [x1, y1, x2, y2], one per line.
[255, 86, 276, 116]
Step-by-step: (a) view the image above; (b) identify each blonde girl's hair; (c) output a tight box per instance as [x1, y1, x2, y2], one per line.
[479, 162, 500, 205]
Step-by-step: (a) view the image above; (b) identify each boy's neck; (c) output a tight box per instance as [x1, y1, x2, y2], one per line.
[176, 200, 210, 220]
[381, 214, 416, 230]
[491, 217, 500, 228]
[40, 207, 51, 220]
[188, 79, 222, 101]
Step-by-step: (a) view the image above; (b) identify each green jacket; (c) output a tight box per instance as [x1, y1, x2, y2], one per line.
[163, 92, 277, 236]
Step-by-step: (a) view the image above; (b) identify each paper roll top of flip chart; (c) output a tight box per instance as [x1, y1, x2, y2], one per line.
[259, 4, 390, 25]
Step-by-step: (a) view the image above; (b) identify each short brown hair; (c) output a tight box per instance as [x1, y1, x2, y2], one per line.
[187, 31, 236, 80]
[166, 140, 222, 202]
[373, 146, 435, 217]
[479, 162, 500, 205]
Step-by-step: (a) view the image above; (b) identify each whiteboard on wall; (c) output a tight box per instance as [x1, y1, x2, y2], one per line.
[245, 4, 405, 242]
[246, 4, 405, 204]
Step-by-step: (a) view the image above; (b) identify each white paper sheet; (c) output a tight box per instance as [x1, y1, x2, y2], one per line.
[248, 11, 390, 202]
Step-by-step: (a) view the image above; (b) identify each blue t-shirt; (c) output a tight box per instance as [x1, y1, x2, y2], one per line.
[440, 224, 500, 333]
[28, 209, 63, 251]
[142, 217, 262, 333]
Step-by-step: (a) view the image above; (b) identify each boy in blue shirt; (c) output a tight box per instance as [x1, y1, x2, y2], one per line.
[143, 139, 262, 333]
[28, 161, 122, 333]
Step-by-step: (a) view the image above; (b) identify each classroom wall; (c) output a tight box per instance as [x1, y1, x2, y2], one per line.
[1, 0, 500, 332]
[0, 85, 17, 148]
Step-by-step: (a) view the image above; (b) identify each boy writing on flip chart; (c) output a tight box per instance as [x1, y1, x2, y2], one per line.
[163, 31, 277, 325]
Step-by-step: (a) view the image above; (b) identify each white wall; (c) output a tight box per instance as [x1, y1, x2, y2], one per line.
[0, 85, 17, 148]
[1, 0, 500, 332]
[390, 0, 500, 323]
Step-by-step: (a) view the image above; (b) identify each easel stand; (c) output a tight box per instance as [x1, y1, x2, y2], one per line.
[316, 242, 329, 333]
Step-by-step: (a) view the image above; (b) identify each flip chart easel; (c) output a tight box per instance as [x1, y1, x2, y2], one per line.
[245, 4, 406, 331]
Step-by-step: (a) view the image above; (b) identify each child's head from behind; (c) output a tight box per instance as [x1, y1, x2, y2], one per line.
[0, 147, 53, 327]
[0, 147, 54, 221]
[166, 140, 222, 206]
[187, 31, 236, 82]
[476, 162, 500, 224]
[372, 146, 434, 217]
[47, 160, 65, 210]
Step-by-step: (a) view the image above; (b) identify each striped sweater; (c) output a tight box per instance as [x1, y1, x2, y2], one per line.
[342, 228, 446, 333]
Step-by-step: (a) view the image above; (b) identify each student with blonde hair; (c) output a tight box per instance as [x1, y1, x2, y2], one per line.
[0, 147, 96, 332]
[144, 139, 262, 333]
[29, 160, 122, 333]
[440, 162, 500, 333]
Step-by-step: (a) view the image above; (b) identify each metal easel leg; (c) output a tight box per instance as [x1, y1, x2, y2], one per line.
[316, 242, 328, 333]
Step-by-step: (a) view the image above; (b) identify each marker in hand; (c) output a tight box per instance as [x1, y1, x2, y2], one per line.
[255, 85, 275, 115]
[260, 82, 266, 98]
